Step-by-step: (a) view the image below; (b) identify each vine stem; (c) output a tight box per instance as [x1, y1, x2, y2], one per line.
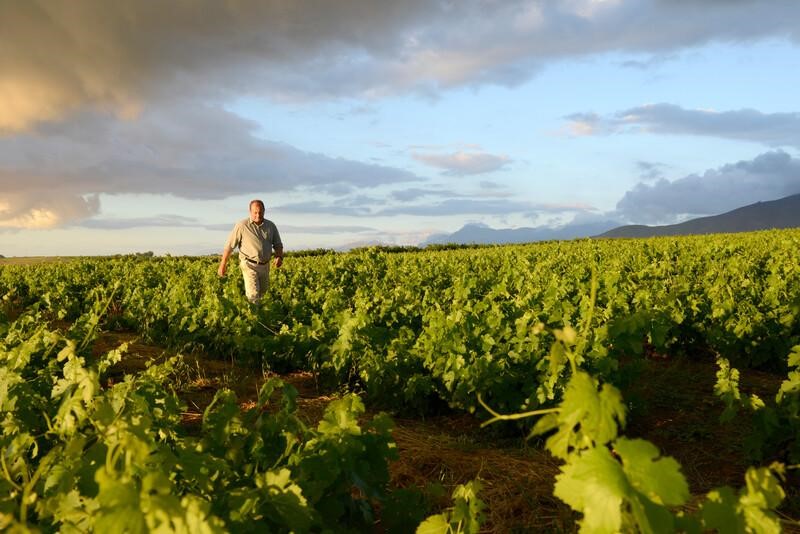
[477, 394, 559, 428]
[1, 452, 22, 491]
[79, 283, 120, 353]
[20, 452, 55, 525]
[572, 265, 598, 374]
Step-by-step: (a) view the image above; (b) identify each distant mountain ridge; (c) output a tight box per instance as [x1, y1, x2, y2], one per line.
[422, 219, 622, 246]
[421, 194, 800, 246]
[597, 193, 800, 238]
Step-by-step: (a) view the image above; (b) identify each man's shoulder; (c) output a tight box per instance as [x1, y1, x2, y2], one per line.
[227, 219, 249, 236]
[264, 219, 279, 229]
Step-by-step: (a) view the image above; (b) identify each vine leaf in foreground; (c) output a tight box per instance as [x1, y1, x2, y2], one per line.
[532, 371, 626, 460]
[553, 438, 689, 534]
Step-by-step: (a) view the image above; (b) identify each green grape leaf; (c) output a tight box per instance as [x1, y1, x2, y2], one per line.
[178, 496, 227, 534]
[93, 469, 146, 534]
[534, 371, 626, 459]
[739, 466, 784, 534]
[614, 438, 689, 507]
[258, 468, 315, 532]
[317, 394, 363, 436]
[701, 487, 742, 534]
[701, 465, 785, 534]
[415, 480, 485, 534]
[201, 389, 242, 450]
[449, 480, 485, 534]
[714, 357, 742, 422]
[554, 447, 626, 533]
[555, 440, 687, 534]
[415, 513, 450, 534]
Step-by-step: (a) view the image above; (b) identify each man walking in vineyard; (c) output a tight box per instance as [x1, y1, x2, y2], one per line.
[218, 199, 284, 303]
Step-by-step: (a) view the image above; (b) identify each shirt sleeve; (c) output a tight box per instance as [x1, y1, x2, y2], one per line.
[271, 223, 283, 250]
[225, 223, 242, 251]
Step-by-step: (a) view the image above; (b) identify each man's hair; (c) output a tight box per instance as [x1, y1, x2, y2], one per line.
[249, 199, 265, 210]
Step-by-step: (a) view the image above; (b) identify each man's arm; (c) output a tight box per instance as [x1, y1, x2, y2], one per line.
[218, 246, 233, 276]
[272, 223, 284, 268]
[219, 223, 241, 276]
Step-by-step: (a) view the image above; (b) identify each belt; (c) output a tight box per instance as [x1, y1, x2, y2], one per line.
[245, 257, 269, 265]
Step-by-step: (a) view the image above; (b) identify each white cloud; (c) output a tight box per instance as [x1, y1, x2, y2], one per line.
[281, 225, 377, 235]
[76, 215, 198, 230]
[566, 104, 800, 148]
[377, 198, 595, 217]
[0, 191, 99, 229]
[635, 160, 670, 181]
[74, 216, 377, 235]
[411, 150, 511, 175]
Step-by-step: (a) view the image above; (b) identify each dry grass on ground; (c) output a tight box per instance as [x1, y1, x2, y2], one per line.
[95, 331, 800, 533]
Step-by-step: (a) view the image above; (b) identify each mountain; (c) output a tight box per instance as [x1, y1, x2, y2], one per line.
[597, 193, 800, 239]
[422, 219, 622, 246]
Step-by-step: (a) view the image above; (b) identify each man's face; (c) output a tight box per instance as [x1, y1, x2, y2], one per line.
[250, 202, 265, 224]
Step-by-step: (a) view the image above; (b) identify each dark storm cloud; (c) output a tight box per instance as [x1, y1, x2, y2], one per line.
[615, 150, 800, 224]
[0, 102, 418, 227]
[3, 1, 799, 132]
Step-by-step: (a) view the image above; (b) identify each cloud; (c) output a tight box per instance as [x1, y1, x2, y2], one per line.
[76, 214, 198, 230]
[0, 102, 418, 228]
[0, 190, 99, 229]
[564, 113, 605, 136]
[268, 194, 596, 219]
[0, 1, 433, 132]
[617, 53, 679, 70]
[281, 225, 377, 235]
[75, 215, 377, 235]
[270, 201, 372, 217]
[377, 199, 596, 217]
[479, 180, 505, 190]
[388, 185, 513, 202]
[636, 160, 669, 181]
[412, 151, 512, 175]
[566, 104, 800, 148]
[615, 150, 800, 224]
[4, 1, 800, 131]
[389, 188, 462, 202]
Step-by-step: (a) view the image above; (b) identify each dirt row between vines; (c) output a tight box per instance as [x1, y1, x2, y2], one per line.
[95, 330, 799, 533]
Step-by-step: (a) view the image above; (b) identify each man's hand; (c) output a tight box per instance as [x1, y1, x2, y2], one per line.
[219, 246, 233, 277]
[273, 256, 283, 269]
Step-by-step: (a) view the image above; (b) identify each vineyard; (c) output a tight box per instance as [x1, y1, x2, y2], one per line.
[2, 229, 800, 532]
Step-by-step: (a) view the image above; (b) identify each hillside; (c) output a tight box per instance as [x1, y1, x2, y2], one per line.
[598, 193, 800, 238]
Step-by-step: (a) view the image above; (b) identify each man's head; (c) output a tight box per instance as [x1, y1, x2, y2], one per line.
[249, 199, 265, 224]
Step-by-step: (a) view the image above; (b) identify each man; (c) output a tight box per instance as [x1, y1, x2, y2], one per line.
[218, 199, 284, 303]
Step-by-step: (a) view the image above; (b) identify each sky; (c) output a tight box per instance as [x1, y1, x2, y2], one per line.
[1, 0, 799, 255]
